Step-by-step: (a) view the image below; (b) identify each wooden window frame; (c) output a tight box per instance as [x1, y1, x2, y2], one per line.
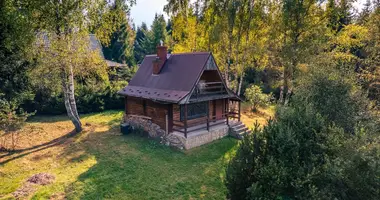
[180, 102, 208, 121]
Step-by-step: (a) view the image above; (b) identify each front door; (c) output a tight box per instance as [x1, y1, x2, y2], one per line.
[212, 100, 216, 119]
[215, 100, 223, 120]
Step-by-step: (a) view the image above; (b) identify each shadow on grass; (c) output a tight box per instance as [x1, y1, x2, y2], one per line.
[27, 110, 123, 124]
[0, 129, 79, 165]
[56, 128, 238, 200]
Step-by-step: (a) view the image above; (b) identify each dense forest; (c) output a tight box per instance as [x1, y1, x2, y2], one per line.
[0, 0, 379, 199]
[1, 0, 379, 115]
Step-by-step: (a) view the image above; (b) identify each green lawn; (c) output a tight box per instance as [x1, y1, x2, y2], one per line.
[0, 110, 238, 200]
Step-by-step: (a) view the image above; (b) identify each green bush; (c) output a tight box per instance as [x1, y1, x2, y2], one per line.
[0, 98, 33, 150]
[226, 103, 380, 200]
[24, 80, 127, 115]
[245, 85, 272, 111]
[296, 61, 377, 133]
[226, 64, 380, 199]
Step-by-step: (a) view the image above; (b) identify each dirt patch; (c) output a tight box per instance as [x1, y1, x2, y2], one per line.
[27, 173, 55, 185]
[12, 182, 36, 199]
[49, 192, 66, 200]
[12, 173, 55, 199]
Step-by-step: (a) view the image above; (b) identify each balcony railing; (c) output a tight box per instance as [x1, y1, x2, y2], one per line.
[172, 112, 240, 138]
[192, 82, 226, 97]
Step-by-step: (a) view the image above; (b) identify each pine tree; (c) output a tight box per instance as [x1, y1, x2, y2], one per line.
[134, 23, 149, 64]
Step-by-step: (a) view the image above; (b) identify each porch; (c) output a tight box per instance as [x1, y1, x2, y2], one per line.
[170, 98, 241, 138]
[170, 119, 243, 150]
[172, 119, 241, 138]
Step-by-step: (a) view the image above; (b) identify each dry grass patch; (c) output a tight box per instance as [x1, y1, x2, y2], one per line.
[240, 103, 275, 129]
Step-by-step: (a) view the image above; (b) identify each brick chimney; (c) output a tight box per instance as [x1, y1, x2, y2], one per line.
[152, 44, 168, 75]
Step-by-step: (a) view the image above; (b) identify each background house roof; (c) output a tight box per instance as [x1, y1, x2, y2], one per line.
[89, 34, 128, 67]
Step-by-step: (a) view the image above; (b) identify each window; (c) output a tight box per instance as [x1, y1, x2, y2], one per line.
[180, 102, 208, 121]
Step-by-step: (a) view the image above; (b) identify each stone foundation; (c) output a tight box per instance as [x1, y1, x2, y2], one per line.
[123, 115, 165, 138]
[123, 114, 230, 150]
[170, 124, 229, 150]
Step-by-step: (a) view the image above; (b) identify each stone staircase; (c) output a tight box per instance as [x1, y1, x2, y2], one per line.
[229, 121, 249, 140]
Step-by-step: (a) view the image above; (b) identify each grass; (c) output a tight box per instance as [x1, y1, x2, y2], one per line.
[0, 110, 238, 199]
[0, 106, 274, 200]
[240, 103, 276, 129]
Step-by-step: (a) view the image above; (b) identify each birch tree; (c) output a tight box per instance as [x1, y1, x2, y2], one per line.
[29, 0, 135, 132]
[33, 33, 105, 132]
[279, 0, 324, 104]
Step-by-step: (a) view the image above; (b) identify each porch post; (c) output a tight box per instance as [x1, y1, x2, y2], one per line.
[184, 104, 188, 138]
[167, 104, 173, 133]
[125, 97, 128, 114]
[238, 100, 241, 122]
[226, 98, 229, 126]
[123, 96, 128, 123]
[207, 101, 210, 131]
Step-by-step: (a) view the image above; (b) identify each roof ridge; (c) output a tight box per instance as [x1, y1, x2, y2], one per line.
[171, 52, 210, 55]
[145, 52, 210, 57]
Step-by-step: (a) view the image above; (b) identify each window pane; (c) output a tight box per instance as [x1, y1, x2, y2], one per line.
[180, 102, 208, 121]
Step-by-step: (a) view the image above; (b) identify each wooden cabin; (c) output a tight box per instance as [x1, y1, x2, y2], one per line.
[118, 45, 242, 138]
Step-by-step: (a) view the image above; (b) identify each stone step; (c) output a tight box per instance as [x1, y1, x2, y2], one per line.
[230, 121, 243, 126]
[229, 122, 248, 140]
[234, 126, 248, 133]
[231, 124, 245, 130]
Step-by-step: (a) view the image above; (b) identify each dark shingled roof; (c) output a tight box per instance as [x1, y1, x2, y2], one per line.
[89, 34, 128, 67]
[118, 52, 212, 103]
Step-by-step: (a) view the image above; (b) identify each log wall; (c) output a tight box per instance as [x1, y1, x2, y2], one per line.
[125, 97, 226, 132]
[173, 99, 225, 125]
[126, 96, 168, 130]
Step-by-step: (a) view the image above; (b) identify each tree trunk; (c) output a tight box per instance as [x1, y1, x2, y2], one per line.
[279, 68, 286, 104]
[234, 37, 242, 93]
[61, 71, 82, 133]
[237, 72, 244, 96]
[226, 33, 232, 88]
[284, 86, 292, 105]
[68, 65, 81, 123]
[279, 85, 284, 104]
[237, 0, 254, 96]
[284, 58, 295, 105]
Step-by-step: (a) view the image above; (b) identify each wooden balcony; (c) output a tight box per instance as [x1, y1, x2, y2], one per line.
[193, 82, 226, 97]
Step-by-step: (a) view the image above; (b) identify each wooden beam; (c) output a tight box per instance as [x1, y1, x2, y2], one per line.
[207, 101, 210, 131]
[226, 98, 229, 126]
[127, 114, 152, 120]
[166, 114, 168, 135]
[143, 100, 147, 115]
[206, 118, 209, 131]
[238, 100, 241, 122]
[125, 97, 128, 114]
[167, 104, 173, 133]
[184, 104, 188, 138]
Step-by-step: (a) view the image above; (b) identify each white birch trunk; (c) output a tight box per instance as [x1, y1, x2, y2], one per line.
[226, 39, 232, 88]
[284, 87, 292, 105]
[68, 65, 81, 123]
[279, 68, 285, 104]
[237, 73, 244, 96]
[61, 71, 82, 133]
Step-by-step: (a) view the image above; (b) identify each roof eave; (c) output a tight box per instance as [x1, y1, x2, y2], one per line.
[117, 91, 181, 104]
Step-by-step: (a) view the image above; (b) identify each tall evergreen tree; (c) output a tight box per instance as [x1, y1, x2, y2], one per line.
[134, 22, 149, 64]
[149, 14, 169, 51]
[0, 0, 34, 106]
[103, 18, 136, 66]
